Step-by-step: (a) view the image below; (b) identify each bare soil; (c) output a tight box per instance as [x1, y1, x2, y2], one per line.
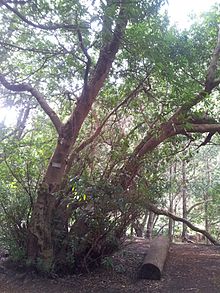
[1, 238, 220, 293]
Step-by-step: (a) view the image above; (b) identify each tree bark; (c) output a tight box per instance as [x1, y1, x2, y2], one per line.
[139, 235, 170, 280]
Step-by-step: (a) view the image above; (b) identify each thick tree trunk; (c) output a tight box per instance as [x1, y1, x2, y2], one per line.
[27, 122, 74, 265]
[26, 3, 128, 267]
[27, 189, 56, 266]
[139, 235, 170, 280]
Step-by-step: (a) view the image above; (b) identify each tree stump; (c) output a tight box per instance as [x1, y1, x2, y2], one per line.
[139, 235, 170, 280]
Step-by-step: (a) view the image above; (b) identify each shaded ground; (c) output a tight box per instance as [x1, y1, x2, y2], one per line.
[1, 238, 220, 292]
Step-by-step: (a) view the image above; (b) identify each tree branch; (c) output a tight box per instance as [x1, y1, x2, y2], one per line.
[205, 27, 220, 92]
[172, 27, 220, 121]
[0, 40, 64, 55]
[64, 0, 128, 141]
[146, 201, 219, 245]
[176, 123, 220, 134]
[77, 28, 91, 89]
[0, 0, 82, 31]
[37, 1, 128, 190]
[187, 199, 212, 215]
[88, 0, 128, 93]
[0, 74, 63, 134]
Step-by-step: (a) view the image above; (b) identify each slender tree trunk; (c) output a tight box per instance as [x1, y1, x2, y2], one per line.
[141, 209, 149, 233]
[181, 160, 187, 241]
[168, 164, 175, 241]
[145, 211, 155, 239]
[204, 158, 211, 244]
[133, 220, 143, 237]
[130, 224, 134, 237]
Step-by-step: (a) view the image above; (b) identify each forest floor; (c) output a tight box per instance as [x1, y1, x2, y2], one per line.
[1, 238, 220, 293]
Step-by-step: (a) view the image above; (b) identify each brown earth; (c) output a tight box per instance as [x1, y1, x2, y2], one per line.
[1, 238, 220, 293]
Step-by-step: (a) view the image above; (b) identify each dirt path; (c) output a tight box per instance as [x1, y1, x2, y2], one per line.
[1, 239, 220, 292]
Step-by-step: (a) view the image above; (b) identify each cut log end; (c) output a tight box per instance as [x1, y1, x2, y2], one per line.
[139, 263, 161, 280]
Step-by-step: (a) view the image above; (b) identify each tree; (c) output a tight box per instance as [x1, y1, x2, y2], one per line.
[0, 0, 220, 272]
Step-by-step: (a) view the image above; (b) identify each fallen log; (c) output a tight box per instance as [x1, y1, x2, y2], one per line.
[139, 235, 170, 280]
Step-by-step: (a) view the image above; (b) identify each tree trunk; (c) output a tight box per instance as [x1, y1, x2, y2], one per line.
[145, 211, 155, 239]
[133, 221, 143, 237]
[139, 235, 170, 280]
[26, 4, 128, 267]
[27, 122, 74, 265]
[204, 158, 211, 244]
[27, 189, 56, 266]
[181, 160, 187, 241]
[168, 164, 174, 241]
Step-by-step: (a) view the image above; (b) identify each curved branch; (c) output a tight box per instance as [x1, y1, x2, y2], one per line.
[187, 199, 212, 215]
[88, 0, 128, 92]
[146, 201, 219, 245]
[37, 1, 128, 190]
[0, 74, 63, 134]
[0, 0, 81, 31]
